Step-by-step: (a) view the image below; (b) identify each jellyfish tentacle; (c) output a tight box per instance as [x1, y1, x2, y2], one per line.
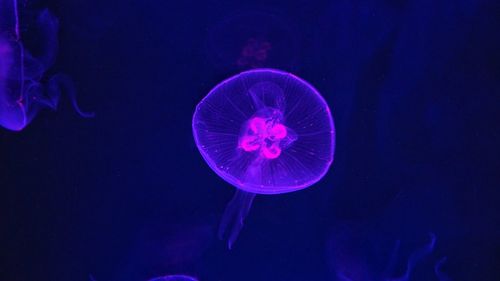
[391, 233, 436, 281]
[47, 74, 95, 118]
[218, 190, 256, 249]
[0, 0, 20, 40]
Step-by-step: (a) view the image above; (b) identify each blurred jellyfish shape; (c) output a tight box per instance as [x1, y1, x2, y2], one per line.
[193, 68, 335, 248]
[387, 233, 436, 281]
[114, 218, 215, 281]
[328, 227, 452, 281]
[148, 275, 198, 281]
[0, 0, 93, 131]
[205, 11, 299, 71]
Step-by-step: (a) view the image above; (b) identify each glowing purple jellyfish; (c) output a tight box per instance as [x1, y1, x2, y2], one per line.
[0, 0, 92, 131]
[193, 68, 335, 248]
[148, 275, 198, 281]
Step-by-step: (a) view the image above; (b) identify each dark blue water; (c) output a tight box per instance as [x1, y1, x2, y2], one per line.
[1, 0, 498, 281]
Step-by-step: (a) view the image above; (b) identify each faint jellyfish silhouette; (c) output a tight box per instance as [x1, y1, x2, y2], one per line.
[114, 217, 215, 280]
[386, 233, 436, 281]
[148, 275, 198, 281]
[236, 38, 272, 69]
[327, 224, 452, 281]
[193, 68, 335, 248]
[205, 11, 299, 71]
[0, 0, 93, 131]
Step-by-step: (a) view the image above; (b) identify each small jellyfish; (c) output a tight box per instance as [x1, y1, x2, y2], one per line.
[193, 68, 335, 248]
[236, 38, 272, 69]
[148, 275, 198, 281]
[205, 11, 299, 71]
[0, 0, 92, 131]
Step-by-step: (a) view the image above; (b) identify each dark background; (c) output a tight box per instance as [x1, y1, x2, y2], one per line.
[1, 0, 499, 280]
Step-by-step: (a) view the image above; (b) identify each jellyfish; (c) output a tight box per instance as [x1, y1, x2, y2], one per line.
[113, 217, 215, 280]
[205, 11, 299, 71]
[236, 37, 272, 69]
[192, 68, 335, 248]
[434, 257, 452, 281]
[327, 223, 453, 281]
[0, 0, 93, 131]
[147, 275, 198, 281]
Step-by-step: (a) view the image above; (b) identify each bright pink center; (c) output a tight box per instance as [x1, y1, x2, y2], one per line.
[239, 117, 288, 159]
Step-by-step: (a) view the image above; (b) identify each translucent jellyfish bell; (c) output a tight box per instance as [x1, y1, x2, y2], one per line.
[0, 0, 93, 131]
[193, 68, 335, 248]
